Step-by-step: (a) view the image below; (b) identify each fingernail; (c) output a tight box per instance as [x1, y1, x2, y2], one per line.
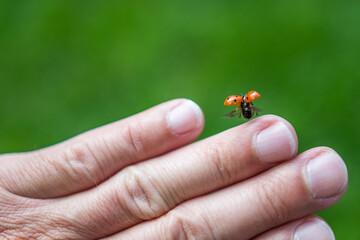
[254, 122, 297, 163]
[303, 151, 348, 199]
[167, 100, 203, 135]
[294, 218, 335, 240]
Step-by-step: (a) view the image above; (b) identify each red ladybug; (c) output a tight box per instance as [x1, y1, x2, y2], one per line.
[224, 91, 261, 119]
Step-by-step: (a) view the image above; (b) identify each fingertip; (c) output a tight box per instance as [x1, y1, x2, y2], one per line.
[254, 216, 334, 240]
[253, 115, 298, 151]
[293, 217, 335, 240]
[252, 115, 298, 164]
[166, 99, 204, 136]
[302, 147, 348, 199]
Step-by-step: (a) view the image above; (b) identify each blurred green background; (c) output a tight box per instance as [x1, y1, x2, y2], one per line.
[0, 1, 359, 238]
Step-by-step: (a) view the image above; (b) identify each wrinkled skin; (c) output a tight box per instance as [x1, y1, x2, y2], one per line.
[0, 99, 347, 239]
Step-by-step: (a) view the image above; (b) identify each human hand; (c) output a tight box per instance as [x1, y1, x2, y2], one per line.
[0, 99, 347, 239]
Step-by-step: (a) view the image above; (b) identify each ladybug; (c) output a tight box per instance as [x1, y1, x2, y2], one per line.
[224, 90, 261, 119]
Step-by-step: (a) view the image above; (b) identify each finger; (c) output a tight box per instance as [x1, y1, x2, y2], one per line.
[0, 99, 204, 198]
[107, 147, 347, 239]
[59, 115, 297, 237]
[253, 215, 335, 240]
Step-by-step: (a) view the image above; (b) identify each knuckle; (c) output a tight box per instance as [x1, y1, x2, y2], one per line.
[124, 119, 146, 159]
[204, 142, 234, 184]
[58, 143, 99, 184]
[119, 166, 171, 220]
[254, 174, 290, 223]
[165, 206, 216, 240]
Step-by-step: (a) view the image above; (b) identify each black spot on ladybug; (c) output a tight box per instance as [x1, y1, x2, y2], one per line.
[234, 100, 237, 103]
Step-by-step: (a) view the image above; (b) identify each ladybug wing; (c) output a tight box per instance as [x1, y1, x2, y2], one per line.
[224, 109, 241, 118]
[247, 105, 261, 117]
[252, 106, 261, 112]
[245, 91, 261, 103]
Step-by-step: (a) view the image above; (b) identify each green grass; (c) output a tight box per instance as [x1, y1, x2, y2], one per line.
[1, 1, 359, 238]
